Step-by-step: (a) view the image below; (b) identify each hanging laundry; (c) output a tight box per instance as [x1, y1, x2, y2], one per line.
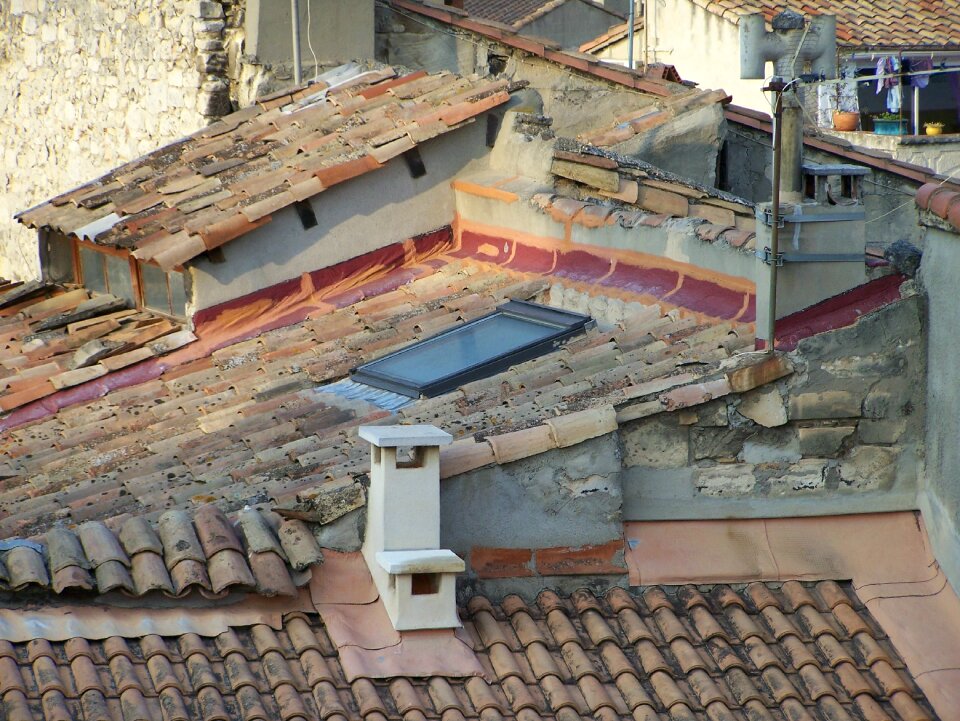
[876, 56, 901, 113]
[909, 57, 933, 89]
[887, 82, 902, 113]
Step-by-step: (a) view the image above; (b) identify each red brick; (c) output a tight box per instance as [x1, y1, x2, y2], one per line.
[535, 541, 625, 576]
[471, 547, 534, 579]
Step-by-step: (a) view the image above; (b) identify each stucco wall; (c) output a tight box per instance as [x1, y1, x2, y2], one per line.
[189, 118, 492, 311]
[522, 2, 624, 51]
[651, 0, 767, 110]
[918, 221, 960, 594]
[376, 6, 724, 186]
[0, 0, 241, 283]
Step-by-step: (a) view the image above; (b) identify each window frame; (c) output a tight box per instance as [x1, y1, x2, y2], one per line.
[61, 235, 187, 320]
[351, 300, 593, 398]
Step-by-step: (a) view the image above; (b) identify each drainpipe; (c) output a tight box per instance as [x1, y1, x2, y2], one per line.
[291, 0, 303, 85]
[627, 0, 636, 70]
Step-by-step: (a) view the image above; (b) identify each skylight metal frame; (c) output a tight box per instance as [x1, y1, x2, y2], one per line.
[351, 300, 593, 398]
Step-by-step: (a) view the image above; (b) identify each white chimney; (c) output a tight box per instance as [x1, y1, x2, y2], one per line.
[359, 424, 463, 631]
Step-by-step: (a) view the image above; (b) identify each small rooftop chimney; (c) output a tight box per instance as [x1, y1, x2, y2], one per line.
[359, 424, 463, 631]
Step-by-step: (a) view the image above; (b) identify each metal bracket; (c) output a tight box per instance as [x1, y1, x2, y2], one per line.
[761, 208, 866, 225]
[780, 252, 866, 263]
[760, 209, 786, 228]
[756, 247, 784, 266]
[756, 249, 864, 264]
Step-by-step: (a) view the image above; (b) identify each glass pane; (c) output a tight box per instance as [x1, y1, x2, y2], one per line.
[105, 253, 135, 305]
[45, 234, 75, 283]
[169, 271, 187, 317]
[141, 263, 170, 313]
[363, 314, 558, 387]
[79, 246, 107, 294]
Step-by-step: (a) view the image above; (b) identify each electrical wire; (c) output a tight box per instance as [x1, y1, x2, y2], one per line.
[306, 0, 320, 82]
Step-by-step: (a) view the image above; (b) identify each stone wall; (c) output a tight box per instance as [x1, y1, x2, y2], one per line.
[622, 290, 925, 519]
[0, 0, 240, 282]
[820, 130, 960, 179]
[722, 122, 926, 248]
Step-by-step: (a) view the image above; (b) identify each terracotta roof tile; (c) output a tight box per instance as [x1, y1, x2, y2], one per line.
[16, 66, 515, 269]
[687, 0, 960, 48]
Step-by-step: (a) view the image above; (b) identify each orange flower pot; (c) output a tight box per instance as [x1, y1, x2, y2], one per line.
[833, 111, 860, 131]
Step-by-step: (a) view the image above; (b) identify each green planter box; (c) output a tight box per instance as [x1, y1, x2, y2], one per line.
[873, 119, 909, 136]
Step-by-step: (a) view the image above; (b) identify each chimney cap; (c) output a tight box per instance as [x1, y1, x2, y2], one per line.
[359, 424, 453, 448]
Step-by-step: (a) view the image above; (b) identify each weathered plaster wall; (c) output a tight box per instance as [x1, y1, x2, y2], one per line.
[189, 118, 493, 311]
[622, 292, 925, 519]
[0, 0, 240, 282]
[652, 0, 766, 111]
[918, 220, 960, 594]
[376, 6, 724, 185]
[722, 123, 926, 248]
[442, 436, 628, 600]
[522, 2, 625, 51]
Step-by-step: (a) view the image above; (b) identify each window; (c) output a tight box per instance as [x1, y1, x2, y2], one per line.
[43, 233, 77, 284]
[69, 240, 187, 318]
[140, 262, 188, 318]
[351, 300, 592, 397]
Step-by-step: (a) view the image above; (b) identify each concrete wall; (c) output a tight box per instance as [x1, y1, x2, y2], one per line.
[623, 292, 925, 519]
[245, 0, 374, 68]
[522, 2, 624, 51]
[651, 0, 767, 110]
[189, 118, 492, 310]
[0, 0, 242, 282]
[918, 221, 960, 594]
[722, 123, 926, 248]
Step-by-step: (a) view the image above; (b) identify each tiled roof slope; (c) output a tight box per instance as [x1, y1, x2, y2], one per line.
[0, 582, 937, 721]
[0, 258, 757, 539]
[462, 0, 584, 28]
[689, 0, 960, 48]
[0, 505, 321, 598]
[0, 281, 194, 415]
[15, 66, 514, 271]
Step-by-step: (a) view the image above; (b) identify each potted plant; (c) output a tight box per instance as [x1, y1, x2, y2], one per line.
[872, 112, 909, 136]
[833, 110, 860, 131]
[925, 121, 945, 136]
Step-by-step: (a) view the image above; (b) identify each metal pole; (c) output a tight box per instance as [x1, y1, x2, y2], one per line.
[767, 86, 784, 354]
[627, 0, 636, 70]
[642, 1, 649, 70]
[913, 85, 920, 135]
[291, 0, 303, 85]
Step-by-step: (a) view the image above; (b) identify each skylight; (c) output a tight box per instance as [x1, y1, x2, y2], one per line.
[351, 300, 593, 398]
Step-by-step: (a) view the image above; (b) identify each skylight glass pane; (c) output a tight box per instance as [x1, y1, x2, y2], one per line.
[352, 300, 592, 398]
[368, 314, 557, 387]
